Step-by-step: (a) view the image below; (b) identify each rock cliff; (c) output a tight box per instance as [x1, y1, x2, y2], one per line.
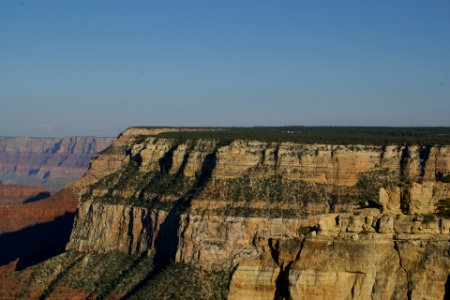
[2, 127, 450, 299]
[0, 136, 113, 191]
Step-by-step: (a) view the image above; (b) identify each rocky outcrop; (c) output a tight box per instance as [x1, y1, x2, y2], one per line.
[76, 137, 450, 194]
[67, 202, 167, 256]
[0, 136, 113, 191]
[3, 127, 450, 299]
[71, 134, 450, 223]
[229, 236, 450, 300]
[61, 128, 450, 298]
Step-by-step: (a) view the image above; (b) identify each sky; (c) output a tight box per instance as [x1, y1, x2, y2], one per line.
[1, 0, 449, 137]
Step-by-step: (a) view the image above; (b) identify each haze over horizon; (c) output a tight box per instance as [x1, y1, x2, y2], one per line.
[1, 1, 449, 138]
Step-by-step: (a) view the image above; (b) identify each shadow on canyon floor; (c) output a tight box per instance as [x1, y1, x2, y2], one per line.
[22, 191, 52, 204]
[0, 212, 75, 270]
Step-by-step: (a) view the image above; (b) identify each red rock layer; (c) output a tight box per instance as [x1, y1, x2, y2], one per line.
[0, 184, 49, 204]
[0, 188, 77, 233]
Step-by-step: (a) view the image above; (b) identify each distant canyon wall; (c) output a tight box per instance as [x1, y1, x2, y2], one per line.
[0, 136, 113, 191]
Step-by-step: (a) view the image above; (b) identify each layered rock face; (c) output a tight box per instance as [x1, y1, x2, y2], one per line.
[228, 211, 450, 300]
[62, 128, 450, 299]
[0, 136, 113, 191]
[3, 128, 450, 299]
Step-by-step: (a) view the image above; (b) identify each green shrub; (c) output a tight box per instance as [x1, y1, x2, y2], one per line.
[298, 226, 312, 235]
[155, 126, 450, 146]
[423, 214, 437, 224]
[356, 169, 394, 209]
[439, 174, 450, 183]
[436, 198, 450, 218]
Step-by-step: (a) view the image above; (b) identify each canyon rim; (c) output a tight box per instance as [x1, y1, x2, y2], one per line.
[1, 127, 450, 299]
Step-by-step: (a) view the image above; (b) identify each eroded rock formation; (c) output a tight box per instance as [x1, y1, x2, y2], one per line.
[2, 127, 450, 299]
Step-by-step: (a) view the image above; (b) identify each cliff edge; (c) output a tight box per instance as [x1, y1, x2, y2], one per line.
[2, 127, 450, 299]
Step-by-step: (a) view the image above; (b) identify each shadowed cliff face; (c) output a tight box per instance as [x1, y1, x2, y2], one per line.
[0, 136, 113, 191]
[2, 128, 450, 299]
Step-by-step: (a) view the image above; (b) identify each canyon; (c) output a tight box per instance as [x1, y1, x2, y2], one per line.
[1, 127, 450, 299]
[0, 136, 113, 192]
[0, 187, 77, 269]
[0, 136, 112, 272]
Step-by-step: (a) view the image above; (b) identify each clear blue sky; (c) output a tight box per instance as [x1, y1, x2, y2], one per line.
[1, 0, 449, 137]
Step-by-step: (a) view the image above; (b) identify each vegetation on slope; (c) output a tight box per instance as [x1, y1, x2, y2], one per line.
[154, 126, 450, 145]
[87, 157, 398, 219]
[6, 251, 153, 299]
[436, 198, 450, 218]
[437, 173, 450, 183]
[129, 262, 230, 300]
[1, 251, 229, 299]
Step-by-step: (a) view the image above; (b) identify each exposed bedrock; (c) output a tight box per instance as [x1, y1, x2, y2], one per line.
[61, 128, 450, 299]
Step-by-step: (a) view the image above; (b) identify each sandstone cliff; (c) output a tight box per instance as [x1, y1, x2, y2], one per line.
[2, 127, 450, 299]
[0, 136, 113, 191]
